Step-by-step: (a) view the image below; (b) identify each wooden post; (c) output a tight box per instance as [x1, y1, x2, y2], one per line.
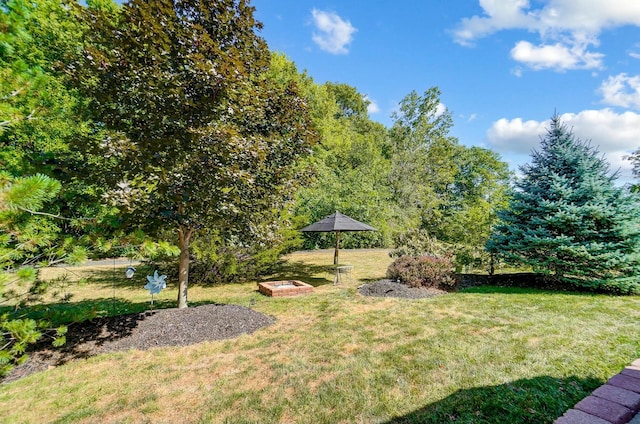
[334, 230, 340, 265]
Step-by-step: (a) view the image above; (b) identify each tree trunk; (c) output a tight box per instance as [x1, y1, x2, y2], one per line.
[177, 226, 193, 309]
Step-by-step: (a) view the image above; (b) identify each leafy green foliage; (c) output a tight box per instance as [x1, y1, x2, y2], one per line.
[387, 88, 511, 249]
[487, 116, 640, 293]
[0, 3, 78, 370]
[169, 214, 303, 285]
[387, 255, 455, 289]
[0, 0, 88, 175]
[389, 228, 452, 259]
[389, 228, 491, 272]
[269, 57, 510, 256]
[268, 54, 395, 248]
[0, 0, 121, 258]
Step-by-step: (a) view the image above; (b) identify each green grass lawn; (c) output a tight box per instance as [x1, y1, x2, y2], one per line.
[1, 249, 639, 423]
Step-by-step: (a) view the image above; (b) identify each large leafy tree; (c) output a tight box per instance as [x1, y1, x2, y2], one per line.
[487, 116, 640, 293]
[0, 0, 82, 174]
[387, 88, 510, 264]
[297, 88, 393, 248]
[387, 87, 457, 229]
[71, 0, 316, 307]
[432, 147, 510, 245]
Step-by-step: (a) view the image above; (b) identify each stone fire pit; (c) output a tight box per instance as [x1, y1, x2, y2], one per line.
[258, 280, 314, 297]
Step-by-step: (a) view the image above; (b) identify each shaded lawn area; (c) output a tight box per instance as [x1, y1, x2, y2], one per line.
[1, 249, 639, 423]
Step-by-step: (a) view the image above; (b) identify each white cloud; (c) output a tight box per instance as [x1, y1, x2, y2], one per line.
[453, 0, 536, 46]
[310, 9, 356, 55]
[487, 117, 547, 154]
[599, 73, 640, 109]
[454, 0, 640, 71]
[456, 0, 640, 43]
[364, 95, 380, 114]
[511, 66, 524, 77]
[510, 40, 603, 71]
[486, 109, 640, 179]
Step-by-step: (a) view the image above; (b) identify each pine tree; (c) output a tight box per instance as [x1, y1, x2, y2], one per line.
[487, 115, 640, 293]
[0, 174, 71, 376]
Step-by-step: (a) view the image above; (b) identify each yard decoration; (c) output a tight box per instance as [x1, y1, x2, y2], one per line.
[145, 270, 167, 306]
[125, 266, 136, 279]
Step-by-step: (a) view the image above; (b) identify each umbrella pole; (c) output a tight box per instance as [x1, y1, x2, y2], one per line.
[334, 230, 340, 265]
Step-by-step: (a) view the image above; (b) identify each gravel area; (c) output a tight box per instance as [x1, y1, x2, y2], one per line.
[358, 279, 446, 299]
[3, 304, 274, 384]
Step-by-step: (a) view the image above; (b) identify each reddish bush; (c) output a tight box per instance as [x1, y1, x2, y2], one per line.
[387, 255, 456, 289]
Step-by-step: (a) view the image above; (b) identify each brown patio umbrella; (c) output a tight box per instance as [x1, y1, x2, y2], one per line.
[300, 211, 376, 265]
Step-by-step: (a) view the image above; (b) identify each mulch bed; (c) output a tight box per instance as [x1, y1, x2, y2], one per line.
[5, 282, 445, 384]
[2, 304, 275, 384]
[358, 279, 446, 299]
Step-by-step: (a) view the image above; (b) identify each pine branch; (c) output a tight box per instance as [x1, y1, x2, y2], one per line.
[15, 206, 95, 221]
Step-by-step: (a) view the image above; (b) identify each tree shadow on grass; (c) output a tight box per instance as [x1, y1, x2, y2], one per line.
[359, 277, 388, 284]
[56, 261, 336, 290]
[384, 375, 601, 424]
[456, 273, 615, 296]
[2, 297, 221, 383]
[4, 296, 215, 327]
[262, 260, 335, 287]
[58, 264, 160, 292]
[459, 285, 602, 297]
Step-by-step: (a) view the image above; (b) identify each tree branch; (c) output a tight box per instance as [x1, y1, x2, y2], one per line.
[16, 206, 95, 221]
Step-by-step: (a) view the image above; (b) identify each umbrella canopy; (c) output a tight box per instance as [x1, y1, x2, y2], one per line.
[300, 211, 376, 265]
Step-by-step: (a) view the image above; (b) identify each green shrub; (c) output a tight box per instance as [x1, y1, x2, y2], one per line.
[453, 244, 492, 273]
[389, 229, 452, 258]
[156, 245, 282, 285]
[389, 228, 492, 273]
[155, 223, 303, 285]
[387, 255, 456, 289]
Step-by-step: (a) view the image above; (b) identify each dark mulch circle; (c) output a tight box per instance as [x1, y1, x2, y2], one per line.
[358, 279, 446, 299]
[3, 304, 275, 384]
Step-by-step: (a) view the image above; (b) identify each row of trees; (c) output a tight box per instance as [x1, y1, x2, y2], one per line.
[4, 0, 639, 301]
[0, 2, 490, 313]
[271, 59, 511, 266]
[0, 0, 511, 322]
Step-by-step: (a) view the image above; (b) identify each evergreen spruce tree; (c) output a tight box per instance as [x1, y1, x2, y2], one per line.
[487, 115, 640, 293]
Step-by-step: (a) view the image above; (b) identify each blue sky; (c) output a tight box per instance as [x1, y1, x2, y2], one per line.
[251, 0, 640, 182]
